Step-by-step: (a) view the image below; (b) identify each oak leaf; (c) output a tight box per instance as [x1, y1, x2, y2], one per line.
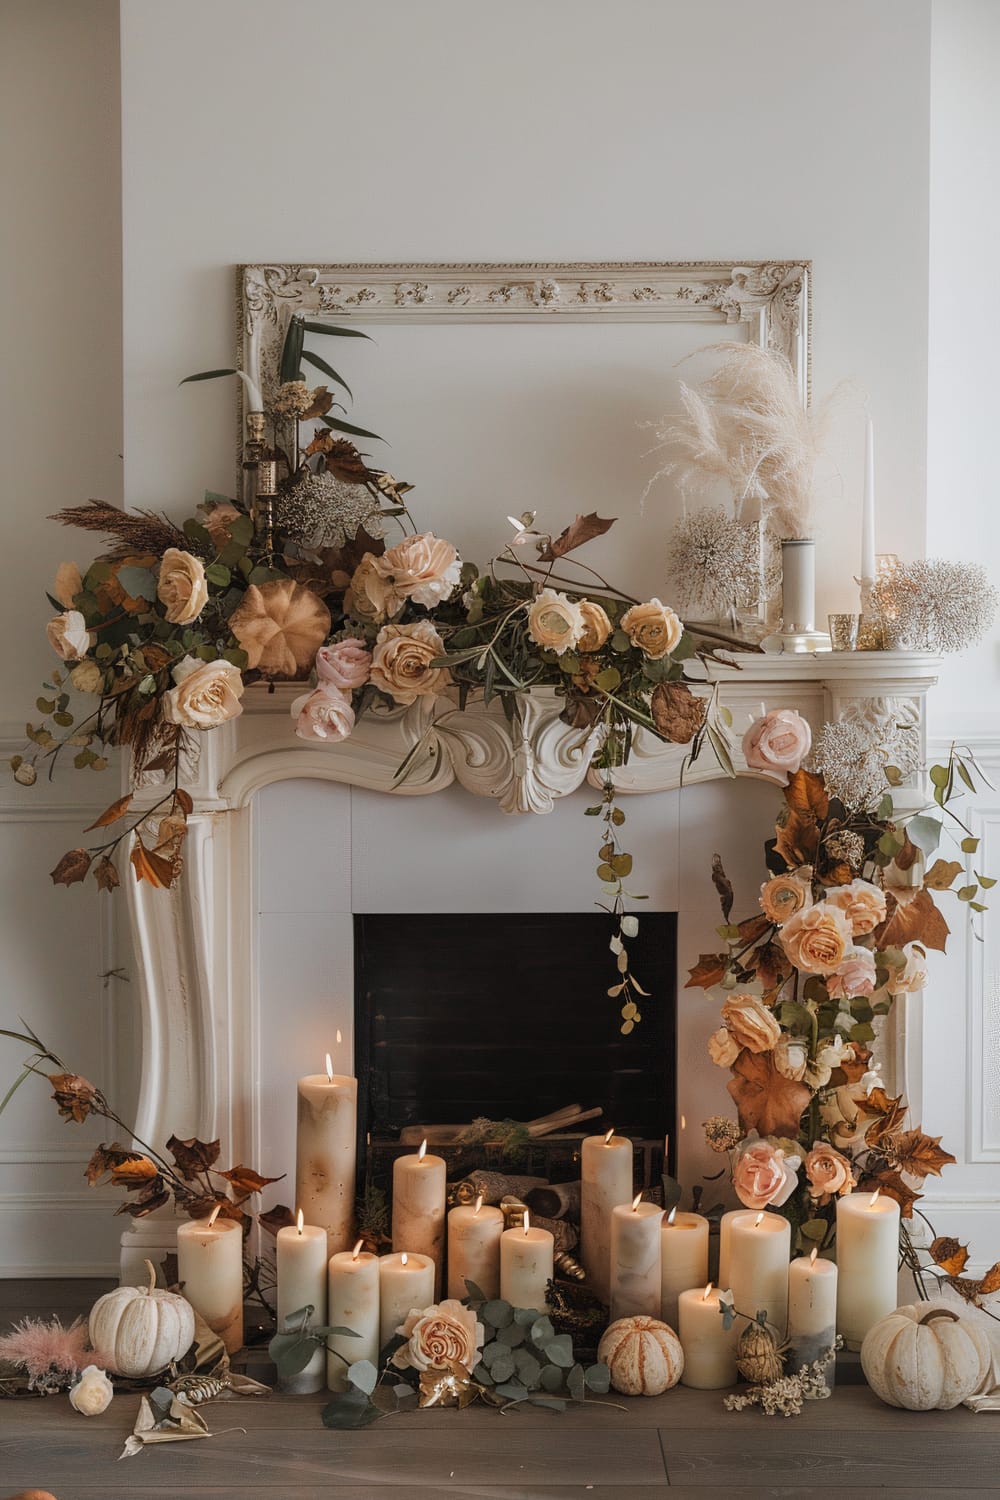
[651, 681, 707, 745]
[83, 795, 133, 832]
[166, 1134, 221, 1180]
[537, 512, 616, 562]
[889, 1128, 956, 1180]
[258, 1203, 297, 1237]
[50, 848, 92, 887]
[219, 1164, 286, 1201]
[874, 886, 950, 953]
[229, 579, 332, 679]
[923, 859, 964, 892]
[858, 1169, 922, 1218]
[929, 1235, 969, 1276]
[727, 1048, 812, 1138]
[685, 953, 728, 990]
[130, 841, 176, 889]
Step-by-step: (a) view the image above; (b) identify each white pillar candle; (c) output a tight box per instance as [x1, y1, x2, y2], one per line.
[327, 1240, 380, 1392]
[580, 1129, 633, 1303]
[500, 1211, 554, 1312]
[378, 1251, 435, 1351]
[447, 1194, 504, 1301]
[295, 1044, 357, 1253]
[276, 1212, 329, 1392]
[660, 1209, 710, 1330]
[392, 1139, 447, 1296]
[788, 1248, 838, 1378]
[679, 1283, 738, 1389]
[717, 1208, 744, 1291]
[781, 538, 816, 632]
[728, 1210, 791, 1339]
[836, 1188, 900, 1349]
[610, 1196, 664, 1322]
[861, 414, 876, 581]
[176, 1208, 244, 1354]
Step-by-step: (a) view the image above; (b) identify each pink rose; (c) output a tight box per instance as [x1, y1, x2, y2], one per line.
[290, 684, 355, 743]
[742, 709, 812, 779]
[825, 879, 887, 937]
[732, 1136, 801, 1211]
[826, 947, 878, 1000]
[803, 1143, 855, 1205]
[315, 639, 372, 691]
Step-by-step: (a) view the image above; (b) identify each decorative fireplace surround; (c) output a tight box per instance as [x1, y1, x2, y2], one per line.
[119, 650, 945, 1277]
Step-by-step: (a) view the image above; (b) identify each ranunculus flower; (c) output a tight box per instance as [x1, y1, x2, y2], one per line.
[54, 561, 83, 608]
[371, 532, 462, 610]
[70, 660, 104, 694]
[526, 589, 585, 655]
[69, 1364, 114, 1416]
[620, 598, 683, 659]
[346, 554, 395, 623]
[157, 548, 209, 625]
[162, 655, 245, 729]
[391, 1298, 485, 1373]
[827, 946, 878, 1000]
[732, 1136, 801, 1211]
[576, 600, 612, 652]
[887, 941, 927, 995]
[721, 993, 781, 1053]
[707, 1026, 741, 1067]
[291, 684, 356, 743]
[780, 901, 852, 974]
[773, 1034, 809, 1081]
[760, 871, 813, 925]
[825, 878, 887, 937]
[46, 610, 90, 662]
[315, 639, 372, 692]
[370, 619, 450, 704]
[742, 709, 812, 778]
[803, 1143, 855, 1205]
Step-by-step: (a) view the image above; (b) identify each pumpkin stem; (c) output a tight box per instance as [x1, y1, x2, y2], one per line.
[918, 1307, 961, 1326]
[143, 1258, 157, 1295]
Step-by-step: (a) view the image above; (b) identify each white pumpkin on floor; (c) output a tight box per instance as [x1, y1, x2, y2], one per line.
[89, 1259, 196, 1378]
[597, 1315, 684, 1396]
[860, 1300, 992, 1410]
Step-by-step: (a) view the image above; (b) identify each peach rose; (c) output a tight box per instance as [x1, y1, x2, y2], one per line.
[760, 871, 813, 925]
[290, 684, 355, 743]
[370, 619, 450, 704]
[732, 1137, 801, 1211]
[721, 993, 781, 1053]
[391, 1298, 485, 1373]
[742, 709, 812, 778]
[346, 554, 395, 623]
[315, 639, 372, 691]
[620, 598, 683, 659]
[46, 610, 90, 662]
[157, 548, 209, 625]
[827, 946, 877, 1001]
[576, 600, 612, 653]
[371, 532, 462, 611]
[707, 1026, 741, 1067]
[526, 588, 585, 655]
[780, 901, 852, 975]
[53, 561, 83, 608]
[162, 655, 244, 728]
[803, 1143, 855, 1205]
[887, 941, 927, 995]
[826, 879, 887, 937]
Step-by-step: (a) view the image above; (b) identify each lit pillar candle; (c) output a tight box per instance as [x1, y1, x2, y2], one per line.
[679, 1283, 738, 1389]
[176, 1206, 244, 1354]
[717, 1208, 744, 1290]
[327, 1239, 380, 1392]
[660, 1208, 710, 1329]
[788, 1248, 838, 1382]
[392, 1139, 447, 1296]
[378, 1251, 435, 1350]
[728, 1210, 791, 1339]
[447, 1193, 504, 1301]
[610, 1195, 664, 1322]
[276, 1210, 328, 1392]
[836, 1188, 900, 1348]
[500, 1210, 554, 1312]
[861, 414, 876, 582]
[295, 1039, 357, 1253]
[581, 1129, 633, 1303]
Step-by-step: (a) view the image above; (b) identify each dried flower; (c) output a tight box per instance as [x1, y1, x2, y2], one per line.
[526, 588, 585, 654]
[804, 1143, 855, 1205]
[270, 380, 313, 418]
[824, 829, 865, 870]
[666, 508, 780, 616]
[157, 548, 209, 626]
[45, 610, 90, 662]
[814, 716, 919, 812]
[873, 558, 998, 654]
[0, 1316, 99, 1391]
[48, 1072, 98, 1123]
[724, 1341, 840, 1416]
[276, 470, 384, 550]
[162, 656, 245, 728]
[651, 681, 706, 744]
[576, 599, 612, 652]
[703, 1115, 743, 1153]
[759, 871, 813, 925]
[780, 901, 852, 974]
[825, 878, 887, 936]
[370, 619, 450, 704]
[721, 993, 782, 1053]
[392, 1299, 484, 1374]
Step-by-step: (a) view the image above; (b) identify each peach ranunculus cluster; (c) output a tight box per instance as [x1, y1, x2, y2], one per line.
[803, 1143, 856, 1205]
[779, 900, 853, 975]
[619, 598, 683, 659]
[162, 655, 245, 729]
[370, 619, 450, 704]
[707, 992, 780, 1067]
[742, 709, 812, 779]
[349, 533, 461, 621]
[157, 548, 209, 625]
[526, 589, 586, 655]
[825, 878, 887, 937]
[759, 870, 813, 926]
[391, 1299, 485, 1374]
[731, 1135, 801, 1211]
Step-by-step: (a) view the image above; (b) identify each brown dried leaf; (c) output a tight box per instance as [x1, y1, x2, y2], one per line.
[537, 512, 616, 562]
[685, 953, 729, 990]
[324, 525, 387, 580]
[219, 1164, 285, 1201]
[93, 855, 121, 893]
[166, 1134, 221, 1181]
[784, 769, 829, 823]
[875, 886, 950, 954]
[747, 940, 792, 993]
[736, 913, 772, 947]
[322, 438, 379, 486]
[830, 1043, 872, 1086]
[923, 859, 964, 892]
[116, 1185, 171, 1218]
[819, 861, 854, 889]
[84, 1141, 142, 1185]
[301, 385, 334, 420]
[858, 1169, 921, 1219]
[258, 1203, 297, 1237]
[229, 579, 332, 679]
[50, 848, 92, 887]
[711, 853, 734, 922]
[48, 1072, 98, 1123]
[83, 794, 133, 832]
[173, 788, 194, 816]
[929, 1235, 970, 1276]
[111, 1154, 160, 1188]
[774, 809, 820, 869]
[130, 841, 176, 889]
[727, 1048, 812, 1139]
[894, 834, 920, 873]
[977, 1263, 1000, 1297]
[862, 1088, 908, 1147]
[650, 681, 707, 745]
[889, 1128, 957, 1180]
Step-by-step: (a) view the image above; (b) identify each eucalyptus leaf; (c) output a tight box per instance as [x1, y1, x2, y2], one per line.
[567, 1363, 586, 1401]
[497, 1319, 527, 1347]
[907, 814, 942, 855]
[321, 1388, 381, 1429]
[530, 1395, 568, 1411]
[464, 1279, 487, 1304]
[490, 1351, 516, 1384]
[268, 1332, 318, 1376]
[545, 1334, 575, 1369]
[116, 566, 157, 600]
[584, 1363, 610, 1394]
[513, 1306, 540, 1326]
[539, 1363, 565, 1393]
[494, 1379, 529, 1402]
[530, 1316, 555, 1345]
[513, 1349, 542, 1388]
[347, 1359, 378, 1395]
[483, 1298, 513, 1329]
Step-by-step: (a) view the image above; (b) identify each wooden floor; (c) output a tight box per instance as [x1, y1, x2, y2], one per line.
[2, 1281, 999, 1499]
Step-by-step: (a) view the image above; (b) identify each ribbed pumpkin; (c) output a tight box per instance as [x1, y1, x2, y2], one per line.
[597, 1316, 684, 1396]
[860, 1300, 992, 1410]
[89, 1259, 195, 1378]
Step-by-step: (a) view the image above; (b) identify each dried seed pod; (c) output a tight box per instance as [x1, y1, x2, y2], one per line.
[736, 1320, 786, 1384]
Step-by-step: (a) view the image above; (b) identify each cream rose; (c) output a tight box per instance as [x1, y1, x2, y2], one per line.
[46, 609, 90, 662]
[732, 1137, 801, 1211]
[370, 619, 450, 704]
[826, 878, 887, 937]
[576, 599, 612, 653]
[742, 709, 812, 778]
[887, 941, 928, 995]
[70, 660, 104, 694]
[162, 655, 245, 728]
[807, 1034, 849, 1089]
[773, 1034, 809, 1082]
[157, 548, 209, 625]
[372, 532, 462, 610]
[760, 871, 813, 925]
[315, 639, 372, 691]
[391, 1298, 485, 1373]
[346, 555, 394, 623]
[526, 588, 585, 655]
[780, 901, 852, 975]
[826, 946, 878, 1001]
[620, 598, 683, 659]
[69, 1364, 114, 1416]
[707, 1026, 741, 1067]
[290, 684, 356, 743]
[721, 993, 782, 1053]
[804, 1144, 855, 1205]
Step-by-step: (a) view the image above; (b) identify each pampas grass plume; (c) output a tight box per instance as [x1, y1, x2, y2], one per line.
[0, 1315, 110, 1390]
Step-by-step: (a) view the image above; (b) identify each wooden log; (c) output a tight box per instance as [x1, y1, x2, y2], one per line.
[525, 1181, 581, 1221]
[451, 1170, 550, 1207]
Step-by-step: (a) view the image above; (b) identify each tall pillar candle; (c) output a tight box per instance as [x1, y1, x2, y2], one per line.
[327, 1240, 380, 1392]
[276, 1212, 328, 1392]
[788, 1249, 838, 1385]
[176, 1209, 244, 1353]
[295, 1048, 357, 1252]
[581, 1129, 633, 1303]
[679, 1283, 738, 1389]
[610, 1196, 664, 1321]
[447, 1195, 504, 1301]
[660, 1209, 710, 1329]
[378, 1251, 435, 1351]
[500, 1212, 554, 1312]
[836, 1188, 900, 1348]
[392, 1140, 447, 1295]
[781, 538, 816, 632]
[728, 1210, 791, 1339]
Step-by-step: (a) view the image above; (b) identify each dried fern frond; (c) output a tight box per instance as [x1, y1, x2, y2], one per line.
[49, 501, 194, 561]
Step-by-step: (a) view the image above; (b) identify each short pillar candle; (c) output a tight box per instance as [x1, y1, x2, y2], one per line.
[447, 1194, 504, 1301]
[727, 1210, 791, 1339]
[678, 1283, 738, 1389]
[610, 1195, 664, 1322]
[378, 1251, 435, 1351]
[392, 1140, 447, 1296]
[836, 1188, 900, 1348]
[660, 1209, 710, 1329]
[580, 1129, 633, 1303]
[176, 1208, 244, 1354]
[276, 1212, 328, 1392]
[327, 1240, 380, 1392]
[787, 1248, 838, 1384]
[500, 1211, 554, 1312]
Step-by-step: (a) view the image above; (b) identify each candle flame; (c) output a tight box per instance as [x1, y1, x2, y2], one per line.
[753, 1212, 765, 1228]
[680, 1115, 687, 1129]
[632, 1193, 643, 1211]
[418, 1138, 428, 1162]
[604, 1128, 615, 1145]
[352, 1238, 364, 1260]
[325, 1052, 334, 1082]
[868, 1188, 882, 1208]
[810, 1247, 818, 1265]
[523, 1209, 531, 1235]
[296, 1209, 304, 1236]
[702, 1282, 713, 1301]
[401, 1252, 408, 1266]
[474, 1194, 484, 1216]
[667, 1206, 677, 1226]
[207, 1204, 222, 1229]
[336, 1028, 342, 1045]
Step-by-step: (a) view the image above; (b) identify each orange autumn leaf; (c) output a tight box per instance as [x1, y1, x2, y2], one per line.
[893, 833, 920, 873]
[784, 769, 829, 822]
[862, 1088, 908, 1148]
[685, 954, 728, 990]
[929, 1235, 970, 1277]
[83, 795, 133, 832]
[537, 512, 617, 562]
[727, 1048, 812, 1139]
[977, 1262, 1000, 1296]
[875, 886, 950, 954]
[110, 1155, 159, 1187]
[219, 1164, 285, 1200]
[923, 858, 964, 892]
[889, 1128, 957, 1180]
[774, 809, 821, 869]
[747, 940, 792, 993]
[858, 1169, 922, 1219]
[130, 841, 176, 889]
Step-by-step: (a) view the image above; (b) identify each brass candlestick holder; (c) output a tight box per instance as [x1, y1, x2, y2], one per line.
[255, 458, 278, 557]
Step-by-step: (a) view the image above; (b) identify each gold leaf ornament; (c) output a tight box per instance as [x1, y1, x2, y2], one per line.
[229, 580, 332, 679]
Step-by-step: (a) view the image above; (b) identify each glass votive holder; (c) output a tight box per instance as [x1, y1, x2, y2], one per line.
[828, 613, 860, 651]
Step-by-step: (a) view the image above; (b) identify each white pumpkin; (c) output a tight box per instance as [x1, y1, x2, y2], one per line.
[89, 1259, 196, 1378]
[597, 1315, 684, 1396]
[861, 1299, 992, 1410]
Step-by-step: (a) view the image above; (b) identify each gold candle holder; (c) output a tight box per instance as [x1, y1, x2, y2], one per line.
[255, 459, 278, 556]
